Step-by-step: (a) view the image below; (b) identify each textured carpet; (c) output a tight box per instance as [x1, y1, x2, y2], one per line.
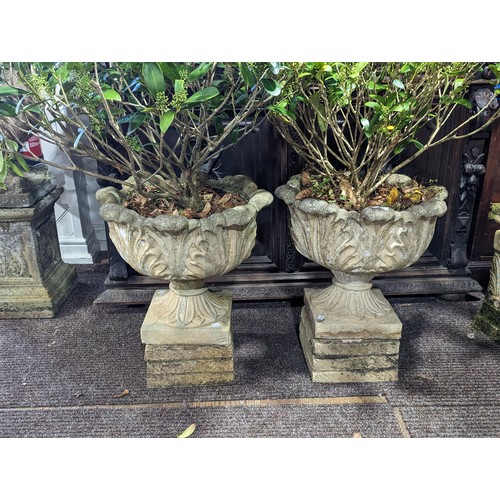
[0, 264, 499, 438]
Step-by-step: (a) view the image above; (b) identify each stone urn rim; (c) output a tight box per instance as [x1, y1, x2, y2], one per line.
[96, 174, 274, 233]
[275, 173, 448, 222]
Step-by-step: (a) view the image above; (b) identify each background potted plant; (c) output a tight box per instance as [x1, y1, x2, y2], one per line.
[270, 62, 500, 383]
[0, 61, 280, 387]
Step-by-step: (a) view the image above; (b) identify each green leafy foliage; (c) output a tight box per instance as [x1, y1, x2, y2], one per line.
[269, 62, 500, 206]
[142, 63, 165, 96]
[0, 61, 282, 211]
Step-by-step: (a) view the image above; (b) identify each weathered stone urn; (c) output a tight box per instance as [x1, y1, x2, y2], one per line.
[275, 174, 448, 382]
[96, 175, 273, 388]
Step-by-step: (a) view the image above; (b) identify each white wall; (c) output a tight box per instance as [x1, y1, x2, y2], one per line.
[42, 140, 106, 263]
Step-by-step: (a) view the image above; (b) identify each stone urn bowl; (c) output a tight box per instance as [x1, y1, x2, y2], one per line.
[96, 175, 273, 336]
[275, 173, 448, 383]
[275, 173, 448, 319]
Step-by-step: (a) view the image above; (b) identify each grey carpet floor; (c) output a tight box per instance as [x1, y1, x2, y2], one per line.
[0, 264, 499, 438]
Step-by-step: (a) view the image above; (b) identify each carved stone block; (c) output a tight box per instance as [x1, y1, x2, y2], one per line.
[303, 288, 402, 339]
[0, 184, 76, 318]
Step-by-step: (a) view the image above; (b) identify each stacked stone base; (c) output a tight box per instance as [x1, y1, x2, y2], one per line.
[141, 290, 234, 388]
[299, 288, 402, 383]
[145, 344, 234, 388]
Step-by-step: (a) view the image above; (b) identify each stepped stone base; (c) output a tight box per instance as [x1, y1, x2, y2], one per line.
[299, 288, 402, 383]
[144, 343, 234, 388]
[141, 290, 234, 388]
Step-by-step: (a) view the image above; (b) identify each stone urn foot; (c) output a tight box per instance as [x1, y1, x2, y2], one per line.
[300, 272, 402, 383]
[141, 279, 234, 388]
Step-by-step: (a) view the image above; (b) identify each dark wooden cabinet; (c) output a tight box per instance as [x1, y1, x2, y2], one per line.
[95, 95, 500, 305]
[469, 118, 500, 286]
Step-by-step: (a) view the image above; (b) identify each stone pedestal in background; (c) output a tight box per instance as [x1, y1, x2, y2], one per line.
[299, 288, 402, 382]
[474, 212, 500, 342]
[0, 165, 77, 318]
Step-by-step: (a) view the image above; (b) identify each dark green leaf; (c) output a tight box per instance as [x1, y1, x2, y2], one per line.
[185, 86, 219, 104]
[0, 151, 4, 179]
[365, 101, 383, 112]
[229, 129, 239, 144]
[159, 63, 180, 82]
[453, 97, 472, 109]
[262, 78, 281, 96]
[410, 139, 424, 150]
[392, 79, 405, 90]
[102, 89, 122, 101]
[14, 153, 30, 172]
[238, 63, 256, 88]
[128, 113, 146, 135]
[188, 63, 212, 81]
[0, 102, 17, 117]
[10, 162, 24, 177]
[267, 104, 296, 120]
[142, 63, 165, 96]
[174, 80, 184, 94]
[117, 112, 147, 135]
[0, 85, 26, 96]
[159, 110, 175, 134]
[394, 143, 406, 155]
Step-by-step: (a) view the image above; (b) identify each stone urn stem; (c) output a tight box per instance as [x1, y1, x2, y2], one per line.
[165, 279, 230, 327]
[142, 279, 231, 343]
[312, 271, 392, 321]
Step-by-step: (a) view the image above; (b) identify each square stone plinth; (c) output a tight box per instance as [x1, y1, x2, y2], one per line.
[0, 187, 76, 318]
[299, 288, 403, 383]
[144, 343, 234, 388]
[141, 290, 232, 346]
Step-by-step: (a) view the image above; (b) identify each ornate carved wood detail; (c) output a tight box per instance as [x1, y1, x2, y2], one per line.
[448, 147, 486, 269]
